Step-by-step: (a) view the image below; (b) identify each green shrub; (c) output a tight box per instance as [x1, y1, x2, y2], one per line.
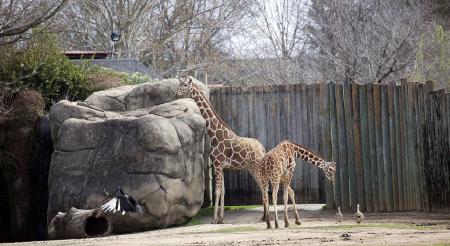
[0, 33, 154, 110]
[0, 33, 91, 109]
[409, 25, 450, 89]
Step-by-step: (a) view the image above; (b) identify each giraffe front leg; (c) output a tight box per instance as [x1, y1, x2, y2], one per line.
[212, 168, 223, 224]
[288, 187, 301, 225]
[282, 184, 290, 228]
[218, 182, 225, 224]
[271, 183, 280, 229]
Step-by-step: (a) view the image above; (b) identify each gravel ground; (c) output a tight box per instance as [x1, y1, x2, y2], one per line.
[4, 204, 450, 246]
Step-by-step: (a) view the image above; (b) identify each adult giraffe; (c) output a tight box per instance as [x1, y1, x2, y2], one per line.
[176, 76, 266, 224]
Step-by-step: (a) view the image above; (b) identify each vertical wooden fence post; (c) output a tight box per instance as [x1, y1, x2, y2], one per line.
[344, 83, 357, 211]
[321, 83, 335, 209]
[359, 84, 373, 212]
[374, 84, 386, 211]
[352, 84, 365, 210]
[336, 83, 350, 211]
[329, 82, 342, 208]
[367, 84, 380, 212]
[381, 85, 394, 212]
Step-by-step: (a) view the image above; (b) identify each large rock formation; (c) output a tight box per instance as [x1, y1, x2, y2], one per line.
[48, 79, 207, 233]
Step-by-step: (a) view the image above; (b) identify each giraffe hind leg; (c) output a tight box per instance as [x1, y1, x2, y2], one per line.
[260, 181, 268, 221]
[288, 186, 301, 225]
[263, 185, 271, 229]
[283, 184, 290, 228]
[271, 182, 280, 229]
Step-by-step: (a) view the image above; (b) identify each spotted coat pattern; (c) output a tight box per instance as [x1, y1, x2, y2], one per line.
[176, 76, 266, 224]
[258, 140, 336, 229]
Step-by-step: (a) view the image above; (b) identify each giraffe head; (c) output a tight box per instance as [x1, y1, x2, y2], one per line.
[176, 76, 194, 97]
[323, 161, 336, 184]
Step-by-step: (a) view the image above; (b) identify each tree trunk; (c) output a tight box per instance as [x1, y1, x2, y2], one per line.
[48, 208, 112, 240]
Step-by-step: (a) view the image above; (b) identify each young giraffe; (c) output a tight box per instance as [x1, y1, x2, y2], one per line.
[176, 76, 267, 224]
[259, 140, 336, 229]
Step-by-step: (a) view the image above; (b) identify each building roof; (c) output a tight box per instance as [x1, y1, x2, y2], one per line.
[64, 50, 110, 59]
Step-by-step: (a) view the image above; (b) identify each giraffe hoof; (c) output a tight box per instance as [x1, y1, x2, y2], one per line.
[266, 226, 272, 229]
[211, 218, 219, 224]
[285, 223, 290, 228]
[295, 221, 301, 225]
[217, 219, 224, 224]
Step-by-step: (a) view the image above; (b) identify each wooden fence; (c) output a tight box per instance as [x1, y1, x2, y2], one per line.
[209, 81, 450, 212]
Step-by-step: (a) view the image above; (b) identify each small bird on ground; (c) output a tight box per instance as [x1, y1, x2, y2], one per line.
[335, 206, 343, 224]
[340, 233, 351, 240]
[354, 204, 364, 224]
[101, 187, 144, 215]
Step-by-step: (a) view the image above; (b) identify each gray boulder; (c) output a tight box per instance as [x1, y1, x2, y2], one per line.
[48, 79, 207, 232]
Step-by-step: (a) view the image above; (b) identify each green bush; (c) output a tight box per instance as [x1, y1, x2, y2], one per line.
[0, 33, 154, 110]
[0, 34, 91, 109]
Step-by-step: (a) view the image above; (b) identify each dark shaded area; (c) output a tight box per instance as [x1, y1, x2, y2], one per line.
[30, 116, 53, 240]
[0, 110, 53, 242]
[0, 172, 11, 241]
[85, 216, 110, 237]
[423, 90, 450, 212]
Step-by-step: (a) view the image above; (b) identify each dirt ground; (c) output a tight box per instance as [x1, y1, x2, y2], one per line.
[5, 204, 450, 246]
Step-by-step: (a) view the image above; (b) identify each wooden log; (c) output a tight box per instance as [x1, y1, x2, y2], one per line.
[336, 83, 350, 211]
[291, 85, 301, 191]
[388, 83, 399, 211]
[393, 84, 403, 211]
[415, 84, 425, 211]
[399, 80, 409, 210]
[413, 84, 422, 210]
[352, 84, 365, 211]
[373, 84, 386, 211]
[312, 84, 322, 201]
[367, 84, 380, 212]
[344, 83, 357, 211]
[48, 208, 112, 240]
[304, 84, 313, 196]
[381, 85, 394, 212]
[445, 92, 450, 213]
[329, 82, 342, 207]
[359, 84, 373, 212]
[405, 83, 414, 210]
[321, 82, 335, 209]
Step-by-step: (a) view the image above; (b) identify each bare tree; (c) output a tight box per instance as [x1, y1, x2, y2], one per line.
[305, 0, 431, 84]
[254, 0, 307, 59]
[206, 0, 313, 85]
[54, 0, 252, 78]
[0, 0, 68, 45]
[53, 0, 156, 57]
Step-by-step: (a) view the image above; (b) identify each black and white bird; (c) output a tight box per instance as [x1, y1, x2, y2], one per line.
[100, 187, 144, 215]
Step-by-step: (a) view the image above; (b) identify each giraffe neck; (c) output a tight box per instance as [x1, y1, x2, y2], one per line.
[285, 141, 328, 171]
[191, 84, 235, 140]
